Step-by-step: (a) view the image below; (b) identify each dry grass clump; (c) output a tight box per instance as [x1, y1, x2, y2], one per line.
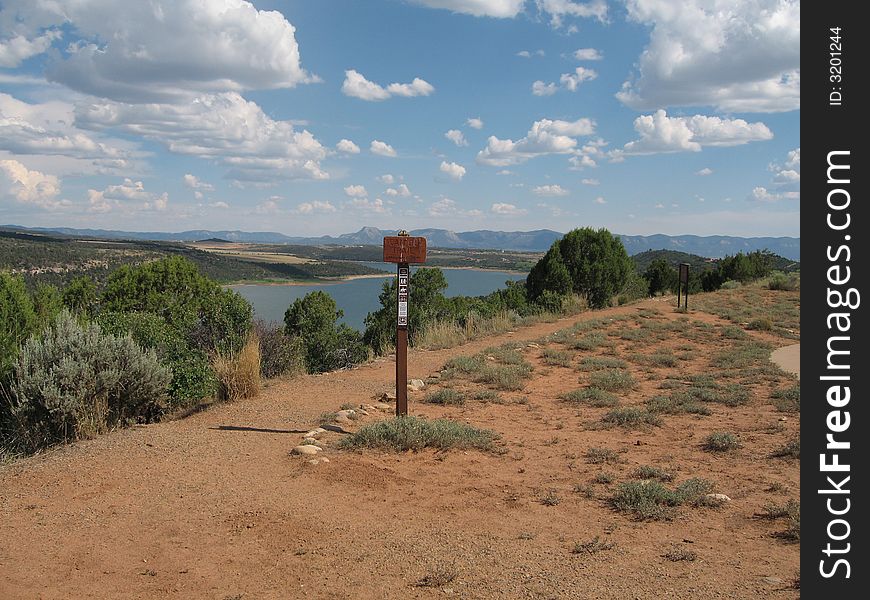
[589, 368, 636, 392]
[600, 407, 662, 429]
[771, 383, 800, 412]
[214, 335, 261, 402]
[423, 389, 466, 406]
[561, 387, 619, 408]
[703, 431, 741, 452]
[338, 416, 497, 452]
[611, 478, 717, 521]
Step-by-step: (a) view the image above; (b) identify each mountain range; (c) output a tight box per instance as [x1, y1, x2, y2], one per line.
[3, 225, 800, 260]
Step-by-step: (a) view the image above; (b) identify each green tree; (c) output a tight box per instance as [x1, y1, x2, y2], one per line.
[101, 256, 251, 354]
[363, 267, 455, 354]
[644, 259, 677, 296]
[527, 228, 632, 309]
[284, 291, 366, 373]
[31, 283, 64, 328]
[526, 242, 572, 300]
[62, 276, 98, 316]
[0, 273, 39, 381]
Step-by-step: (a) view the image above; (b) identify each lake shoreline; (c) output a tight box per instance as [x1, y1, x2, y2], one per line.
[226, 265, 529, 287]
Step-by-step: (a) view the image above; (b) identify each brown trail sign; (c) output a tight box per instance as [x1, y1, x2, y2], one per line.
[382, 232, 427, 416]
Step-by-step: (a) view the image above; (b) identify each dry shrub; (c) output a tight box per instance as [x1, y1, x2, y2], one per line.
[214, 335, 261, 402]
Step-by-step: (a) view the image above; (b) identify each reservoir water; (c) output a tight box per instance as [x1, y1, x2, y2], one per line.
[230, 264, 526, 331]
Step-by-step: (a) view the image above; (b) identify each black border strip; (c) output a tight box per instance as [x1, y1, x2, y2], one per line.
[802, 3, 868, 595]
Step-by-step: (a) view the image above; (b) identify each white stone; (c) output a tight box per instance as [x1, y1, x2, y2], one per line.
[408, 379, 425, 391]
[292, 445, 321, 456]
[705, 493, 731, 502]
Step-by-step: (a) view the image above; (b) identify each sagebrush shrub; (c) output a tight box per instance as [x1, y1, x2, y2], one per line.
[98, 310, 215, 408]
[9, 311, 170, 450]
[254, 320, 305, 378]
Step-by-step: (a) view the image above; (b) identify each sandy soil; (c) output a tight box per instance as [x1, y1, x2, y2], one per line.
[770, 344, 800, 379]
[0, 298, 800, 599]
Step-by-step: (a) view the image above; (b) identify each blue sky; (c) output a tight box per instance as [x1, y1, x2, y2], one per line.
[0, 0, 800, 237]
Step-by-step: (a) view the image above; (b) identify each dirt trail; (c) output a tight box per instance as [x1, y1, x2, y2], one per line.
[0, 299, 800, 600]
[770, 344, 800, 378]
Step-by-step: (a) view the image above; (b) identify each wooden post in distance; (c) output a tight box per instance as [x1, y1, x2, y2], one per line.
[678, 263, 690, 310]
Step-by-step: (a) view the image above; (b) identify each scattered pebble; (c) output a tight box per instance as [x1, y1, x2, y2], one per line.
[762, 577, 784, 585]
[408, 379, 426, 391]
[291, 445, 322, 456]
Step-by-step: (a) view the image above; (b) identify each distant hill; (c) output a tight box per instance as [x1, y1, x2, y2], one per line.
[630, 250, 719, 274]
[3, 225, 800, 260]
[631, 249, 800, 276]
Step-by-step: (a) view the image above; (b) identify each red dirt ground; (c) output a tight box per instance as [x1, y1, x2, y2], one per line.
[1, 298, 800, 599]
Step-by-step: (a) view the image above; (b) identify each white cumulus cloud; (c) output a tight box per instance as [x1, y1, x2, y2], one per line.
[336, 139, 360, 154]
[385, 184, 411, 197]
[296, 200, 336, 214]
[0, 30, 61, 68]
[370, 140, 397, 157]
[536, 0, 609, 28]
[477, 117, 595, 166]
[750, 147, 800, 202]
[428, 197, 481, 217]
[0, 0, 318, 103]
[0, 93, 139, 175]
[347, 197, 387, 214]
[0, 159, 65, 209]
[183, 174, 214, 191]
[534, 66, 597, 96]
[343, 184, 368, 198]
[440, 161, 467, 181]
[533, 184, 568, 196]
[531, 81, 558, 96]
[559, 67, 597, 91]
[87, 178, 168, 213]
[617, 0, 800, 112]
[466, 117, 484, 129]
[445, 129, 468, 147]
[410, 1, 526, 18]
[491, 202, 527, 216]
[750, 186, 799, 203]
[696, 167, 713, 176]
[342, 69, 434, 101]
[377, 174, 396, 184]
[619, 110, 773, 155]
[76, 92, 329, 183]
[573, 48, 603, 61]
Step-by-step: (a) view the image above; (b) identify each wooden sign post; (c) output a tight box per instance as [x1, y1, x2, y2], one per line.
[678, 263, 690, 310]
[383, 232, 427, 416]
